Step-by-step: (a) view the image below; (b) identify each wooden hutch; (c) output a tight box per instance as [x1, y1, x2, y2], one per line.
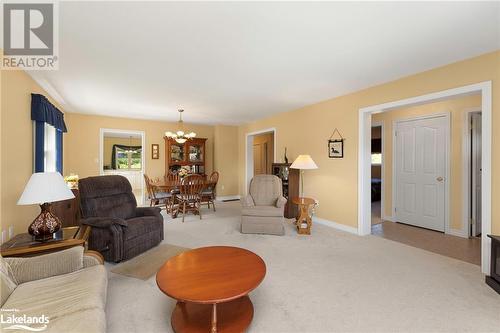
[164, 137, 207, 176]
[272, 163, 299, 219]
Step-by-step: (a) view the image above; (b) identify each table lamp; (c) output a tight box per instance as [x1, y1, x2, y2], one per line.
[17, 172, 75, 241]
[290, 155, 318, 197]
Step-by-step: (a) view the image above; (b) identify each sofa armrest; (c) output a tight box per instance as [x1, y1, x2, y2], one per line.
[81, 216, 127, 228]
[135, 206, 162, 218]
[4, 246, 85, 284]
[241, 195, 255, 207]
[83, 250, 104, 267]
[276, 196, 287, 208]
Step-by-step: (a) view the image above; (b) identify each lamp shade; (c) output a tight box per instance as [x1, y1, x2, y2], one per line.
[18, 172, 75, 205]
[290, 155, 318, 170]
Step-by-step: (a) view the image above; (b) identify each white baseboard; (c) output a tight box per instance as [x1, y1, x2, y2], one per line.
[313, 216, 358, 235]
[446, 228, 468, 238]
[383, 215, 395, 222]
[216, 195, 241, 202]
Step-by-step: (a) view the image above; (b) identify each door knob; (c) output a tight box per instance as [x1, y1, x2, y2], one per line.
[436, 176, 444, 182]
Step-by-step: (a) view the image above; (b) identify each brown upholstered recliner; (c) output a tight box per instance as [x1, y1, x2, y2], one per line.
[79, 175, 164, 262]
[241, 175, 287, 236]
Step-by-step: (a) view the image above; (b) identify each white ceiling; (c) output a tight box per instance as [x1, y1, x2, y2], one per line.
[28, 1, 499, 125]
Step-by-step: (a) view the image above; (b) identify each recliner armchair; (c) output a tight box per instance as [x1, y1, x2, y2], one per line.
[79, 175, 164, 262]
[241, 174, 287, 235]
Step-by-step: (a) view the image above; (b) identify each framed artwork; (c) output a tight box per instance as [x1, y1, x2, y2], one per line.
[151, 144, 159, 159]
[328, 139, 344, 158]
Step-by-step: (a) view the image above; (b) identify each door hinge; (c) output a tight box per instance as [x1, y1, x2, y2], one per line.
[470, 218, 475, 225]
[395, 207, 397, 212]
[395, 132, 398, 137]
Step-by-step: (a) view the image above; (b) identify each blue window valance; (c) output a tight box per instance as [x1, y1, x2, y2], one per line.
[31, 93, 67, 132]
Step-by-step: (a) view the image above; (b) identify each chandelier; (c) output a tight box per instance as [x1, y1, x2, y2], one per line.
[165, 109, 196, 144]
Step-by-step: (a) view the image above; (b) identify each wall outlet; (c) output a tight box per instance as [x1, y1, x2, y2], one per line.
[1, 230, 6, 245]
[9, 226, 14, 239]
[221, 185, 225, 190]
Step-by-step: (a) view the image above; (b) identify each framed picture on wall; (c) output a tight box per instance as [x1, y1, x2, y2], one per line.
[328, 139, 344, 158]
[152, 144, 159, 159]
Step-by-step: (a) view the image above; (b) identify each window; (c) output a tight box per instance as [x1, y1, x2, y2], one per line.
[371, 153, 382, 165]
[115, 147, 142, 170]
[44, 123, 57, 172]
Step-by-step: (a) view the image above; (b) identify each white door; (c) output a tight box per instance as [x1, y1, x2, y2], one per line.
[471, 113, 482, 236]
[395, 116, 448, 232]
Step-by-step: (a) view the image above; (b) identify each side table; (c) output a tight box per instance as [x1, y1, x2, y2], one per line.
[292, 197, 316, 235]
[0, 226, 90, 257]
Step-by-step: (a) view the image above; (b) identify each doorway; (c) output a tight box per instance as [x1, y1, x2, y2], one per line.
[359, 82, 492, 274]
[371, 124, 383, 226]
[466, 111, 483, 238]
[245, 128, 276, 193]
[99, 128, 146, 205]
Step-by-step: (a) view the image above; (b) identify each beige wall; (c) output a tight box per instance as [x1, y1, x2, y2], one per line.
[1, 70, 66, 235]
[64, 113, 215, 180]
[103, 136, 142, 168]
[213, 125, 239, 197]
[372, 94, 481, 230]
[238, 50, 500, 234]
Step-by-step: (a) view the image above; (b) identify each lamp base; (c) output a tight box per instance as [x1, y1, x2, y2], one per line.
[28, 203, 61, 242]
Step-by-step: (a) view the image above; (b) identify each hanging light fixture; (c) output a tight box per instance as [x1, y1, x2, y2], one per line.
[125, 136, 135, 153]
[165, 109, 196, 144]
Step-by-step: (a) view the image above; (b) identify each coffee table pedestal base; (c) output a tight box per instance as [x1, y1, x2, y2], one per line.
[171, 296, 254, 333]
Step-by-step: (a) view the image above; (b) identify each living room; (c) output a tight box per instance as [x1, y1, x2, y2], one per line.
[1, 2, 500, 333]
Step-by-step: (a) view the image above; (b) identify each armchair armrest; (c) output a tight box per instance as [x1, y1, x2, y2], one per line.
[81, 216, 128, 228]
[135, 206, 162, 218]
[241, 194, 255, 207]
[5, 246, 85, 284]
[83, 250, 104, 267]
[276, 196, 287, 208]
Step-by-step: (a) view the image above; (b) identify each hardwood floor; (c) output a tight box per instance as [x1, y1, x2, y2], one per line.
[371, 201, 481, 266]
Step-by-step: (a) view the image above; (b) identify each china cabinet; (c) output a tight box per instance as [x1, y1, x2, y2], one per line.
[272, 163, 299, 218]
[165, 137, 207, 175]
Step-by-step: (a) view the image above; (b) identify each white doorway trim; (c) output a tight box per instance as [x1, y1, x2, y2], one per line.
[245, 128, 277, 194]
[391, 113, 451, 234]
[99, 128, 147, 204]
[358, 81, 492, 274]
[371, 121, 387, 223]
[462, 108, 482, 238]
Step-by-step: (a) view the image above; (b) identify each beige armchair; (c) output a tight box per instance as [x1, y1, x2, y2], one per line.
[241, 174, 287, 235]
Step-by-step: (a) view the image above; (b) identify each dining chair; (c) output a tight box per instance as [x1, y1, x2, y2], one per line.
[177, 174, 205, 222]
[144, 174, 172, 211]
[201, 171, 219, 212]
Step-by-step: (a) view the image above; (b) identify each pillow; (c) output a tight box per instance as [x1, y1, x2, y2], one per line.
[5, 246, 84, 284]
[0, 256, 17, 306]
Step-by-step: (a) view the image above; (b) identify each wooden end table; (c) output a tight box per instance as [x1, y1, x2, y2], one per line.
[292, 197, 316, 235]
[156, 246, 266, 333]
[0, 226, 90, 257]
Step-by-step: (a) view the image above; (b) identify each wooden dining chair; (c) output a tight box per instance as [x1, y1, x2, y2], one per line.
[201, 171, 219, 212]
[144, 174, 172, 211]
[177, 174, 205, 222]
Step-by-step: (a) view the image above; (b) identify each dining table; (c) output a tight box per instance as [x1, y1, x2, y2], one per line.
[151, 178, 216, 218]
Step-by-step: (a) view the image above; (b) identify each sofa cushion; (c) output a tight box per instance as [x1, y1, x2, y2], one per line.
[5, 247, 83, 284]
[124, 216, 163, 240]
[2, 264, 107, 332]
[242, 205, 284, 217]
[0, 257, 17, 306]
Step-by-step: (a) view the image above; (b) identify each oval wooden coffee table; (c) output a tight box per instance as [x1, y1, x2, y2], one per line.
[156, 246, 266, 333]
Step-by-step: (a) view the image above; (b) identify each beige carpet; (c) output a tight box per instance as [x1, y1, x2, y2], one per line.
[110, 244, 189, 280]
[106, 201, 500, 332]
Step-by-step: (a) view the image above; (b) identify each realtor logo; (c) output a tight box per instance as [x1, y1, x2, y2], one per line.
[1, 1, 58, 69]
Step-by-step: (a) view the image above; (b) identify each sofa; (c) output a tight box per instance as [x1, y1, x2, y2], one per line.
[0, 247, 107, 333]
[241, 174, 287, 235]
[79, 175, 164, 262]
